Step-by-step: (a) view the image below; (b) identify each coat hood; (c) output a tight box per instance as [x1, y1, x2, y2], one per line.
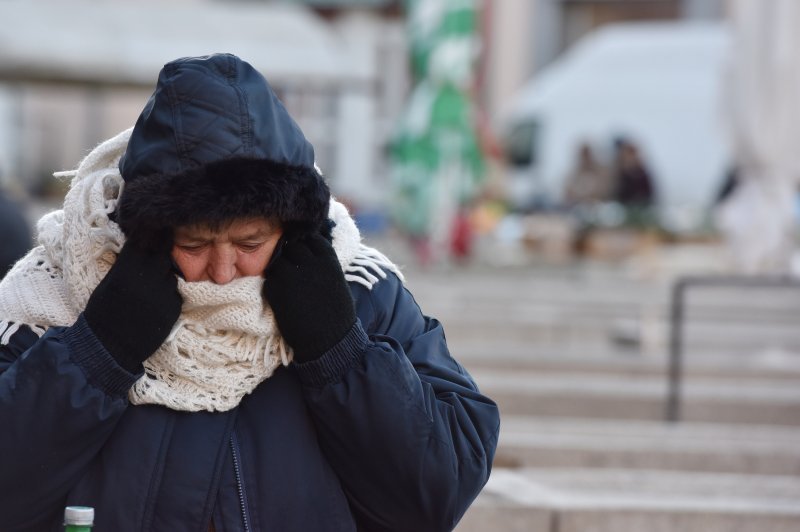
[116, 53, 329, 246]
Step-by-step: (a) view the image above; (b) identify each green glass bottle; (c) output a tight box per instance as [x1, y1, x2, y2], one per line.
[64, 506, 94, 531]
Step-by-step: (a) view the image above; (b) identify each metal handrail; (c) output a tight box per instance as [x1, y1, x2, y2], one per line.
[666, 274, 800, 422]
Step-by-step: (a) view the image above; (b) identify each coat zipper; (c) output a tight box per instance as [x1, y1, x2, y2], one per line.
[230, 432, 252, 532]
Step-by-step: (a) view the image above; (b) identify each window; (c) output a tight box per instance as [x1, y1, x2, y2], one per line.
[505, 120, 539, 168]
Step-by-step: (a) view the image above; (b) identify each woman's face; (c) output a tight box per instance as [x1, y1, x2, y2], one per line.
[171, 218, 283, 284]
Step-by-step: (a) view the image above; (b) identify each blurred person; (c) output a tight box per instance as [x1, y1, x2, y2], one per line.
[0, 54, 499, 531]
[562, 142, 613, 257]
[563, 142, 613, 207]
[612, 138, 658, 228]
[450, 202, 474, 263]
[613, 139, 656, 208]
[0, 186, 32, 279]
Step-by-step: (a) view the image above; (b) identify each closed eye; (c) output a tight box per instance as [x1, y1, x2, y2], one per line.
[176, 243, 209, 253]
[237, 242, 265, 252]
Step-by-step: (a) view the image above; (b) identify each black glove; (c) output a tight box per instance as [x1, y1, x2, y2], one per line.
[263, 233, 356, 363]
[83, 237, 182, 373]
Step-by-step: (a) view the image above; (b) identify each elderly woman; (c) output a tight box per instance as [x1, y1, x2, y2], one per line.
[0, 54, 498, 531]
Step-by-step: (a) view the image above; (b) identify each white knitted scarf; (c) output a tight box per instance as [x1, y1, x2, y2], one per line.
[0, 128, 402, 412]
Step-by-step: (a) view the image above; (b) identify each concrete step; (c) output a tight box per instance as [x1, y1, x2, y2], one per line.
[441, 319, 800, 353]
[433, 300, 800, 353]
[473, 369, 800, 425]
[407, 270, 800, 318]
[421, 294, 800, 322]
[495, 416, 800, 476]
[457, 342, 800, 381]
[456, 468, 800, 532]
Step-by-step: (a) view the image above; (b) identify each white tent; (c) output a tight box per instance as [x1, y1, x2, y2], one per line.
[717, 0, 800, 273]
[0, 0, 360, 86]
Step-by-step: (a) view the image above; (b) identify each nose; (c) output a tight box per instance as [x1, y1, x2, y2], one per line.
[207, 245, 237, 284]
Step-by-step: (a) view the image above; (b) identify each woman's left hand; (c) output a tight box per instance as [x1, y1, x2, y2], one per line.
[262, 233, 355, 363]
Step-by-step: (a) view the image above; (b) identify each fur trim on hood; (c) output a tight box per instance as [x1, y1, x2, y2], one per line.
[117, 157, 329, 248]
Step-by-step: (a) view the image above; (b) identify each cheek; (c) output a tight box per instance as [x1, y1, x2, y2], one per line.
[171, 250, 208, 282]
[236, 245, 276, 276]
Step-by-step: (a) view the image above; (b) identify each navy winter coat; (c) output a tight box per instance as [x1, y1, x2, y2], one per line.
[0, 271, 499, 530]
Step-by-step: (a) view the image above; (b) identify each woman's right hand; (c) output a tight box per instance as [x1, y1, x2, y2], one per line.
[83, 237, 182, 373]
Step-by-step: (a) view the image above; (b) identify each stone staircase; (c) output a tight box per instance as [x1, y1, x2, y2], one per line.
[474, 368, 800, 426]
[461, 468, 800, 532]
[396, 263, 800, 532]
[494, 416, 800, 476]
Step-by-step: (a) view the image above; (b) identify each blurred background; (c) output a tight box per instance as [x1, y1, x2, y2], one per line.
[1, 0, 799, 530]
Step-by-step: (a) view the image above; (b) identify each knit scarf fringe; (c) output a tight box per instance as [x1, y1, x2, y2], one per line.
[0, 128, 403, 412]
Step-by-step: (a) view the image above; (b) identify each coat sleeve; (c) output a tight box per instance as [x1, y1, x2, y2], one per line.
[0, 316, 136, 530]
[294, 271, 500, 532]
